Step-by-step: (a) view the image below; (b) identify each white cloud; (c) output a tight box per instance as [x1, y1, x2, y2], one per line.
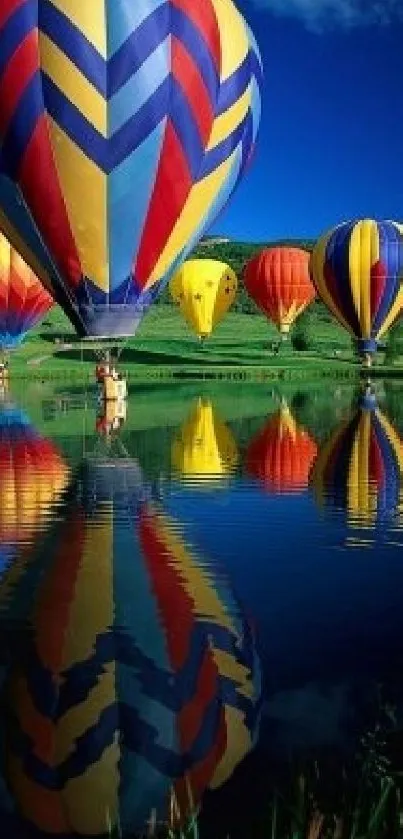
[251, 0, 403, 30]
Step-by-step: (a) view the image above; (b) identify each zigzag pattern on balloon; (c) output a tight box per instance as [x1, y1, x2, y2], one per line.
[0, 0, 263, 338]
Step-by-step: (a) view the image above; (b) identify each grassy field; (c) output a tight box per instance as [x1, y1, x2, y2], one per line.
[6, 302, 402, 382]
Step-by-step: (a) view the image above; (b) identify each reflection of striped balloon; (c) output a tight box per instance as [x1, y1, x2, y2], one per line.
[311, 401, 403, 529]
[0, 1, 263, 339]
[0, 405, 69, 614]
[311, 220, 403, 357]
[246, 403, 318, 493]
[7, 461, 261, 836]
[0, 232, 53, 350]
[172, 398, 238, 479]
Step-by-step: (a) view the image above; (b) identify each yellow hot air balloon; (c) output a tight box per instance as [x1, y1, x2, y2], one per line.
[170, 260, 238, 340]
[171, 398, 238, 479]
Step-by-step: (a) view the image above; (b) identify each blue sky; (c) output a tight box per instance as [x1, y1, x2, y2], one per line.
[211, 0, 403, 242]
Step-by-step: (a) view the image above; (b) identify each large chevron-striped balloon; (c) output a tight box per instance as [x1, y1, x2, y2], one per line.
[0, 1, 263, 339]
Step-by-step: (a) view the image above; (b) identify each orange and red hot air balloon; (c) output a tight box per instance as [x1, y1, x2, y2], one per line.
[243, 247, 316, 339]
[246, 401, 318, 493]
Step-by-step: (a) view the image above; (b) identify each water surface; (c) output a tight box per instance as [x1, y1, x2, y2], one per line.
[0, 378, 402, 838]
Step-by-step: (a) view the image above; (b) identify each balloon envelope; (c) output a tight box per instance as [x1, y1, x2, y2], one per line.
[310, 219, 403, 356]
[172, 398, 239, 479]
[0, 232, 53, 350]
[0, 1, 262, 339]
[243, 247, 315, 335]
[170, 259, 238, 339]
[6, 458, 261, 836]
[246, 402, 318, 493]
[0, 403, 69, 618]
[311, 397, 403, 530]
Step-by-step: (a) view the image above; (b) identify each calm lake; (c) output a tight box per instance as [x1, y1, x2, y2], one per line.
[0, 377, 402, 838]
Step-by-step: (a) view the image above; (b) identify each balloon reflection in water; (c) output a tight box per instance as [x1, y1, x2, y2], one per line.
[246, 401, 318, 493]
[311, 393, 403, 530]
[0, 402, 69, 611]
[6, 458, 261, 837]
[172, 398, 238, 480]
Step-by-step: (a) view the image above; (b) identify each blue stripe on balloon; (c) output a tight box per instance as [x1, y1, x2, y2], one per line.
[372, 221, 403, 336]
[1, 71, 43, 179]
[170, 78, 204, 182]
[200, 116, 247, 178]
[371, 411, 400, 521]
[216, 54, 252, 117]
[39, 0, 107, 96]
[42, 72, 170, 173]
[109, 38, 169, 135]
[109, 119, 166, 291]
[325, 222, 361, 338]
[0, 2, 35, 79]
[249, 76, 262, 144]
[42, 73, 108, 170]
[108, 3, 169, 97]
[170, 6, 219, 107]
[108, 0, 168, 56]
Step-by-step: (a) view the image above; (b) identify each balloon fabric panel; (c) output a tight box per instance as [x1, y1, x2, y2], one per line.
[0, 0, 262, 338]
[0, 231, 53, 349]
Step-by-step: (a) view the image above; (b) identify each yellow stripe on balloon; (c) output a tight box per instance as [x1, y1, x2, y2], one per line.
[349, 220, 378, 341]
[62, 510, 114, 668]
[40, 33, 107, 136]
[147, 153, 235, 287]
[311, 227, 354, 336]
[375, 409, 403, 472]
[377, 286, 403, 339]
[47, 0, 107, 57]
[63, 743, 120, 836]
[210, 705, 252, 789]
[211, 0, 249, 80]
[48, 119, 109, 291]
[150, 507, 235, 633]
[208, 86, 251, 150]
[0, 212, 53, 295]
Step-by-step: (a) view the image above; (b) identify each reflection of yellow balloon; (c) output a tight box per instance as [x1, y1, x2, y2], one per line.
[171, 398, 238, 478]
[170, 260, 237, 339]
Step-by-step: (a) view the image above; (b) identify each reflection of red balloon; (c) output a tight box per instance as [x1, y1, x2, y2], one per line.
[243, 247, 316, 336]
[246, 404, 317, 493]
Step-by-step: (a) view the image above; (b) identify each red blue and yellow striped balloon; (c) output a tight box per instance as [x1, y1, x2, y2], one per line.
[311, 220, 403, 358]
[311, 396, 403, 531]
[0, 1, 262, 339]
[0, 231, 53, 350]
[6, 459, 261, 836]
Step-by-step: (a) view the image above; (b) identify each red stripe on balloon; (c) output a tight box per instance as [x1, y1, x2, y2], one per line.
[138, 506, 196, 670]
[18, 115, 82, 287]
[0, 30, 38, 136]
[134, 122, 192, 287]
[0, 0, 26, 30]
[172, 36, 214, 146]
[368, 426, 385, 489]
[370, 260, 387, 324]
[171, 0, 221, 71]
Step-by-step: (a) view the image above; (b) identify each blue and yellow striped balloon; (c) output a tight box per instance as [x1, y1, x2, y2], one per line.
[0, 1, 262, 339]
[310, 219, 403, 360]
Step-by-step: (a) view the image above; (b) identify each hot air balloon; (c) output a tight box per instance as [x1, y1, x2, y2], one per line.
[0, 2, 263, 346]
[172, 398, 238, 479]
[0, 231, 53, 354]
[5, 456, 261, 837]
[0, 401, 69, 618]
[243, 247, 316, 339]
[311, 390, 403, 532]
[170, 259, 238, 340]
[246, 401, 317, 493]
[310, 220, 403, 366]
